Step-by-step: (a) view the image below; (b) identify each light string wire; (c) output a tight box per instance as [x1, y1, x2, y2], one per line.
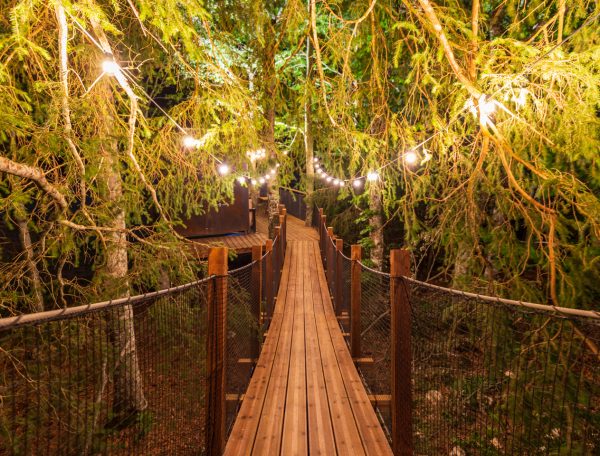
[66, 10, 281, 183]
[313, 10, 599, 188]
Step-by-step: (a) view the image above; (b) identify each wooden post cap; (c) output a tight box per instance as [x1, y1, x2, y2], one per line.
[208, 247, 228, 275]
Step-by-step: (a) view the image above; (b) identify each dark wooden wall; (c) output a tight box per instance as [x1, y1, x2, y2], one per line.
[177, 184, 250, 237]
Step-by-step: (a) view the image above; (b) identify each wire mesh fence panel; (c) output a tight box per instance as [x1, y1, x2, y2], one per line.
[356, 266, 392, 436]
[279, 188, 306, 221]
[225, 263, 259, 437]
[0, 282, 210, 456]
[406, 279, 600, 456]
[261, 253, 269, 327]
[339, 254, 352, 338]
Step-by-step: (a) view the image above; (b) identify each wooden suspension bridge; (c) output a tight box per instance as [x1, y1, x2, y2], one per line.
[3, 191, 597, 456]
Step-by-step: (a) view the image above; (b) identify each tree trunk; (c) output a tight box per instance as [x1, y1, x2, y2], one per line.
[14, 205, 44, 312]
[95, 80, 146, 420]
[368, 182, 384, 270]
[261, 47, 279, 238]
[304, 0, 315, 226]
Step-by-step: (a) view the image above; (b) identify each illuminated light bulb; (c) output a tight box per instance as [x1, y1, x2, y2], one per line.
[283, 150, 288, 156]
[237, 176, 246, 184]
[367, 171, 379, 182]
[251, 179, 257, 185]
[183, 136, 199, 148]
[326, 176, 333, 183]
[270, 168, 276, 174]
[276, 163, 280, 168]
[217, 163, 230, 176]
[403, 151, 418, 165]
[339, 181, 345, 187]
[259, 177, 265, 184]
[265, 174, 271, 180]
[333, 179, 340, 186]
[353, 179, 363, 188]
[102, 59, 121, 75]
[313, 157, 319, 162]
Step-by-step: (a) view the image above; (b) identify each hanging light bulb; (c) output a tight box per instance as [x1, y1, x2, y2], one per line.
[403, 151, 418, 165]
[270, 168, 276, 174]
[265, 174, 271, 180]
[326, 176, 333, 183]
[183, 135, 199, 149]
[276, 163, 281, 168]
[338, 181, 345, 187]
[313, 157, 319, 163]
[102, 59, 121, 76]
[259, 177, 266, 184]
[237, 176, 246, 184]
[353, 179, 363, 188]
[217, 163, 230, 176]
[251, 179, 257, 185]
[367, 171, 379, 182]
[333, 179, 340, 186]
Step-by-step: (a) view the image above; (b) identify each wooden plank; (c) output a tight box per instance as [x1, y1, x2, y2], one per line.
[303, 241, 338, 455]
[223, 246, 293, 455]
[251, 243, 298, 454]
[281, 241, 308, 455]
[313, 242, 393, 455]
[309, 242, 367, 456]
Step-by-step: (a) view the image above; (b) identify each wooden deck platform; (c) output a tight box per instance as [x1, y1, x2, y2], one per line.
[223, 240, 392, 455]
[190, 212, 316, 258]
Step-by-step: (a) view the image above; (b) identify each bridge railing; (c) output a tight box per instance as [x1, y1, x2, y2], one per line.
[0, 206, 288, 456]
[314, 207, 600, 456]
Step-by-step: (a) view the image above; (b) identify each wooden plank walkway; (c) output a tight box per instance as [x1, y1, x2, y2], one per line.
[224, 240, 393, 456]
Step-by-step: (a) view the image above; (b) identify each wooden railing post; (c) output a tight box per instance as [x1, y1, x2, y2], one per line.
[265, 239, 274, 321]
[251, 245, 262, 358]
[335, 238, 343, 316]
[274, 226, 281, 290]
[390, 249, 413, 455]
[326, 228, 334, 292]
[206, 247, 228, 456]
[279, 210, 286, 255]
[321, 215, 327, 260]
[350, 245, 362, 358]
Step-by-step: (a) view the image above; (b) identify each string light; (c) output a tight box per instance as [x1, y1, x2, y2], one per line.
[259, 177, 266, 184]
[403, 151, 418, 165]
[102, 58, 121, 76]
[338, 181, 345, 187]
[326, 176, 333, 183]
[251, 179, 257, 185]
[217, 163, 230, 176]
[313, 157, 319, 163]
[183, 135, 199, 148]
[247, 148, 267, 162]
[367, 171, 379, 182]
[353, 179, 363, 188]
[237, 176, 247, 184]
[333, 179, 340, 186]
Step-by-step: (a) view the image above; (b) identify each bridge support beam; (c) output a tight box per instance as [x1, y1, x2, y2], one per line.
[207, 247, 228, 456]
[390, 249, 413, 455]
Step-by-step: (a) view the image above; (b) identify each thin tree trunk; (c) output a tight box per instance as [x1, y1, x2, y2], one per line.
[14, 205, 44, 312]
[95, 76, 146, 419]
[304, 0, 315, 226]
[368, 182, 384, 270]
